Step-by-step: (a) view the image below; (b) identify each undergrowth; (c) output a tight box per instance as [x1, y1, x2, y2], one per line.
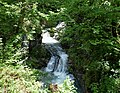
[0, 61, 77, 93]
[0, 62, 43, 93]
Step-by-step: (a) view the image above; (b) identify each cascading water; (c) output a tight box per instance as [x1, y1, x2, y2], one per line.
[44, 43, 68, 84]
[41, 22, 82, 93]
[42, 24, 69, 84]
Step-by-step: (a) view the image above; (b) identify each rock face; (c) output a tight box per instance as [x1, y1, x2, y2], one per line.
[22, 32, 50, 69]
[49, 84, 58, 92]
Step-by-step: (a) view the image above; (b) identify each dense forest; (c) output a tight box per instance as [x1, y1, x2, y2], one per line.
[0, 0, 120, 93]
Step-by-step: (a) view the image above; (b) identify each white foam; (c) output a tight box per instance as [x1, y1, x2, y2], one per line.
[42, 31, 59, 44]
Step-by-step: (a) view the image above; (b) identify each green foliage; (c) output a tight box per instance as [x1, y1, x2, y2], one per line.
[59, 0, 120, 92]
[0, 0, 120, 92]
[58, 77, 77, 93]
[90, 76, 120, 93]
[0, 1, 78, 93]
[41, 76, 77, 93]
[0, 62, 43, 93]
[0, 0, 43, 64]
[0, 61, 77, 93]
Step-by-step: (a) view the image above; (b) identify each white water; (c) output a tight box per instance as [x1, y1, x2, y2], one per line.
[42, 22, 68, 84]
[42, 30, 59, 44]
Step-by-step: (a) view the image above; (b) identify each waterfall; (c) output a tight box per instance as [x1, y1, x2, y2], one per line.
[42, 32, 68, 84]
[42, 22, 69, 84]
[45, 43, 68, 84]
[41, 23, 82, 93]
